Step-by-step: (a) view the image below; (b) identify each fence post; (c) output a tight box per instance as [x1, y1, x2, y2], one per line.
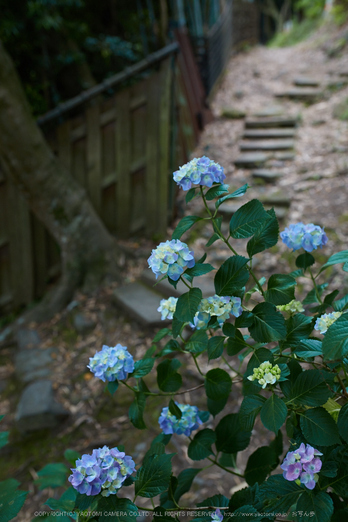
[116, 90, 131, 238]
[86, 104, 102, 213]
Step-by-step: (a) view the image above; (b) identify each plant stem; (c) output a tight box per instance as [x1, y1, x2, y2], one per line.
[121, 380, 204, 397]
[308, 267, 323, 304]
[207, 456, 244, 478]
[192, 354, 205, 377]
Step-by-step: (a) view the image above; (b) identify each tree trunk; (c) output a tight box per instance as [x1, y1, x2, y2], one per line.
[0, 40, 121, 321]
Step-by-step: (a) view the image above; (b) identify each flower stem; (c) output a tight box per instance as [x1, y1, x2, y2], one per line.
[308, 267, 323, 304]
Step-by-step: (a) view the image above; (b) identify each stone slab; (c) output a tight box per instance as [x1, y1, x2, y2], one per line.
[252, 105, 284, 117]
[240, 139, 294, 151]
[251, 169, 284, 182]
[220, 107, 246, 119]
[245, 117, 298, 129]
[15, 347, 56, 383]
[275, 88, 323, 101]
[113, 282, 170, 326]
[260, 191, 291, 207]
[234, 152, 268, 168]
[73, 313, 96, 334]
[274, 151, 295, 160]
[15, 380, 69, 433]
[243, 128, 296, 139]
[141, 270, 215, 298]
[293, 77, 320, 87]
[16, 328, 41, 351]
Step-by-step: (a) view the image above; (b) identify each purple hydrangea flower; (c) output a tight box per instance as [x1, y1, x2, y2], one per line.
[88, 344, 134, 382]
[280, 223, 328, 252]
[158, 403, 203, 436]
[68, 446, 135, 496]
[173, 157, 225, 191]
[281, 443, 322, 490]
[148, 239, 195, 281]
[211, 509, 223, 522]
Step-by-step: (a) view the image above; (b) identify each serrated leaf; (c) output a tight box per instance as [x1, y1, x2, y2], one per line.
[303, 283, 328, 305]
[169, 399, 182, 419]
[333, 294, 348, 312]
[188, 429, 216, 461]
[319, 250, 348, 274]
[247, 348, 274, 371]
[300, 407, 340, 446]
[249, 302, 286, 342]
[226, 330, 248, 356]
[296, 252, 315, 270]
[214, 255, 249, 295]
[265, 274, 296, 305]
[153, 328, 171, 343]
[247, 208, 279, 257]
[260, 395, 287, 433]
[186, 330, 208, 354]
[185, 263, 215, 278]
[172, 316, 184, 338]
[98, 496, 139, 522]
[205, 184, 229, 200]
[239, 395, 266, 431]
[172, 216, 202, 240]
[287, 370, 331, 407]
[294, 339, 323, 358]
[322, 313, 348, 360]
[215, 414, 251, 453]
[207, 336, 225, 360]
[157, 339, 181, 357]
[296, 491, 333, 522]
[186, 188, 197, 203]
[157, 359, 182, 392]
[207, 396, 228, 417]
[283, 313, 313, 348]
[174, 468, 201, 502]
[205, 369, 232, 400]
[129, 392, 147, 429]
[135, 454, 173, 498]
[245, 446, 278, 486]
[215, 183, 248, 208]
[133, 358, 154, 378]
[0, 480, 27, 522]
[258, 474, 302, 513]
[174, 288, 202, 323]
[230, 199, 271, 239]
[45, 487, 77, 513]
[206, 233, 220, 247]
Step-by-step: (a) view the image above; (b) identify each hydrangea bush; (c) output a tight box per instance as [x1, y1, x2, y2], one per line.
[8, 157, 348, 522]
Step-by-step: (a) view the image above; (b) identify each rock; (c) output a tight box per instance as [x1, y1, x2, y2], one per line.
[293, 77, 320, 87]
[16, 328, 41, 351]
[243, 128, 295, 139]
[73, 313, 96, 334]
[274, 88, 323, 102]
[15, 347, 57, 383]
[220, 107, 246, 119]
[15, 380, 69, 433]
[245, 117, 298, 129]
[234, 152, 268, 168]
[234, 90, 244, 99]
[240, 139, 294, 151]
[251, 169, 283, 182]
[260, 191, 291, 207]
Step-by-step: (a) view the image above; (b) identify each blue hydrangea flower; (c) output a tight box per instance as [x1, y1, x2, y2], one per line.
[158, 403, 203, 436]
[280, 223, 328, 252]
[314, 311, 342, 334]
[88, 344, 134, 382]
[148, 239, 195, 281]
[281, 443, 322, 490]
[157, 297, 178, 320]
[68, 446, 135, 496]
[173, 157, 225, 191]
[191, 295, 242, 329]
[211, 509, 223, 522]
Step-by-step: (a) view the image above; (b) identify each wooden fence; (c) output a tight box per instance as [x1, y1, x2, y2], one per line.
[0, 41, 210, 315]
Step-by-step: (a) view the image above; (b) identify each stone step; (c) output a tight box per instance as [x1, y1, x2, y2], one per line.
[113, 282, 168, 327]
[141, 269, 215, 298]
[252, 105, 284, 117]
[274, 88, 323, 102]
[220, 107, 246, 119]
[243, 128, 296, 139]
[293, 76, 320, 87]
[251, 169, 284, 182]
[259, 191, 291, 207]
[234, 152, 268, 168]
[274, 151, 295, 161]
[240, 139, 294, 151]
[245, 117, 298, 129]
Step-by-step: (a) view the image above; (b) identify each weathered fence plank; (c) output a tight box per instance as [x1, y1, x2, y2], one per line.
[115, 89, 131, 238]
[86, 104, 102, 213]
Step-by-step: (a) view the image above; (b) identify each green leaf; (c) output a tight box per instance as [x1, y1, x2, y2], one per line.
[206, 233, 220, 247]
[244, 277, 266, 302]
[205, 369, 232, 400]
[283, 313, 313, 348]
[322, 313, 348, 360]
[230, 506, 263, 522]
[172, 215, 202, 240]
[239, 395, 266, 431]
[174, 288, 202, 323]
[45, 487, 77, 513]
[187, 429, 216, 461]
[0, 431, 9, 449]
[197, 494, 229, 507]
[207, 396, 228, 417]
[0, 479, 27, 522]
[157, 359, 182, 392]
[247, 348, 274, 372]
[296, 491, 334, 522]
[135, 453, 173, 498]
[63, 449, 81, 466]
[247, 207, 279, 257]
[287, 370, 331, 407]
[174, 468, 201, 502]
[172, 316, 184, 338]
[300, 407, 340, 446]
[219, 453, 237, 468]
[185, 263, 215, 277]
[337, 403, 348, 442]
[205, 184, 229, 200]
[153, 328, 171, 342]
[249, 302, 286, 343]
[319, 250, 348, 273]
[258, 474, 303, 513]
[186, 188, 197, 203]
[215, 183, 248, 208]
[265, 274, 296, 305]
[129, 392, 147, 429]
[226, 330, 248, 355]
[186, 330, 208, 354]
[35, 463, 68, 490]
[133, 358, 154, 378]
[214, 255, 249, 295]
[244, 446, 278, 486]
[215, 414, 251, 453]
[303, 283, 328, 304]
[169, 399, 182, 419]
[229, 199, 271, 239]
[97, 497, 139, 522]
[207, 336, 225, 360]
[107, 380, 119, 395]
[333, 294, 348, 312]
[296, 252, 315, 270]
[294, 339, 323, 358]
[157, 339, 181, 357]
[260, 395, 287, 433]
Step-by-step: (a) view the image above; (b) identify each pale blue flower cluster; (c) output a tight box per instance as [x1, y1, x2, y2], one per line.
[280, 223, 328, 252]
[314, 311, 342, 334]
[192, 295, 242, 329]
[88, 344, 134, 382]
[281, 443, 322, 490]
[158, 403, 203, 436]
[148, 239, 195, 281]
[173, 156, 225, 190]
[68, 446, 135, 496]
[157, 297, 178, 320]
[211, 509, 223, 522]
